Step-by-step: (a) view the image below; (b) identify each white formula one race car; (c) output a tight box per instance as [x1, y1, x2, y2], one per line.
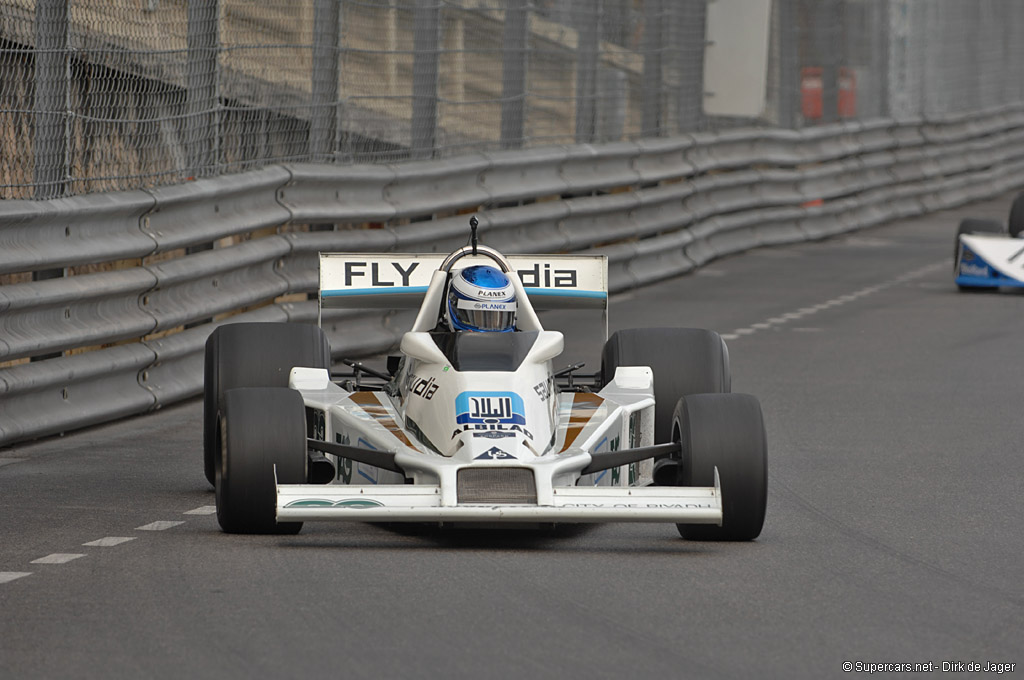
[203, 219, 767, 542]
[954, 192, 1024, 291]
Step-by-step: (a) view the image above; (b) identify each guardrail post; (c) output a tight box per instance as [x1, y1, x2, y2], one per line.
[412, 0, 440, 160]
[311, 0, 341, 162]
[501, 0, 529, 150]
[33, 0, 69, 201]
[574, 0, 600, 144]
[187, 0, 220, 177]
[641, 0, 664, 137]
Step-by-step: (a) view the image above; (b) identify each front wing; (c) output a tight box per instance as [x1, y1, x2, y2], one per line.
[276, 468, 722, 525]
[956, 233, 1024, 288]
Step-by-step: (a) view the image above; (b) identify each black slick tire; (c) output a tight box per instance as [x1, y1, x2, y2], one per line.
[203, 322, 331, 487]
[216, 387, 307, 534]
[672, 393, 767, 541]
[601, 328, 730, 444]
[1008, 192, 1024, 239]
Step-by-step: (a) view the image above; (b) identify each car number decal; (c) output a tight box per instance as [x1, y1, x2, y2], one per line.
[455, 391, 526, 426]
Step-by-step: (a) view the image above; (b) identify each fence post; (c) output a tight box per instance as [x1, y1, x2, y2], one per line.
[819, 0, 841, 124]
[33, 0, 69, 201]
[31, 0, 69, 359]
[412, 0, 440, 160]
[500, 0, 528, 149]
[777, 0, 799, 128]
[641, 0, 664, 136]
[574, 0, 600, 144]
[876, 0, 890, 117]
[311, 0, 340, 162]
[187, 0, 220, 177]
[675, 0, 707, 132]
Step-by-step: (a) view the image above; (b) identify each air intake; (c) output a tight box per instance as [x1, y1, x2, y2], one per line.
[457, 468, 537, 504]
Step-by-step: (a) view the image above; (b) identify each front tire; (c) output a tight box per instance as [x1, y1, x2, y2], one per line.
[601, 328, 730, 444]
[216, 387, 307, 535]
[204, 322, 331, 487]
[671, 393, 767, 541]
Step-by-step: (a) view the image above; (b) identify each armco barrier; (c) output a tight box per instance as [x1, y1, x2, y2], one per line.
[4, 105, 1024, 446]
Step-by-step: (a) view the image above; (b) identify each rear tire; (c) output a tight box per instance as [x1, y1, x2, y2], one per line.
[601, 328, 730, 444]
[216, 387, 307, 534]
[204, 323, 331, 487]
[1009, 192, 1024, 238]
[671, 394, 767, 541]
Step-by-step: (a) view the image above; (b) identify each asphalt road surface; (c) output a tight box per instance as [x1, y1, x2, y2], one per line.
[2, 193, 1022, 679]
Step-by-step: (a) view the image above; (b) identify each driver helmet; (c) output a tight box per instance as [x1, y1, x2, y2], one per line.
[446, 265, 517, 332]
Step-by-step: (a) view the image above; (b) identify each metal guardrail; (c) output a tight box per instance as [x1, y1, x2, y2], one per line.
[3, 104, 1024, 445]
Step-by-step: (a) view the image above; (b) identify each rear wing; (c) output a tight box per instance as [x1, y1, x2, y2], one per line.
[320, 253, 607, 311]
[320, 252, 608, 338]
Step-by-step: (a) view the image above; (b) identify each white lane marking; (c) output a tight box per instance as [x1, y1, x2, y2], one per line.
[183, 506, 217, 515]
[31, 554, 86, 564]
[83, 537, 137, 547]
[136, 521, 185, 531]
[725, 260, 945, 341]
[0, 572, 32, 584]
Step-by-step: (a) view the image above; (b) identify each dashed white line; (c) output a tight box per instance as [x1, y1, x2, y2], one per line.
[136, 521, 185, 531]
[725, 260, 945, 341]
[7, 510, 202, 583]
[83, 537, 137, 547]
[183, 506, 217, 515]
[31, 554, 85, 565]
[0, 572, 32, 584]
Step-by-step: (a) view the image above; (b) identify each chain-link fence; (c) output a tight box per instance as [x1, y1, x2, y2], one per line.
[3, 0, 1024, 199]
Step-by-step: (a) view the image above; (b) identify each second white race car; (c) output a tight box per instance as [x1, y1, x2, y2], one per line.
[954, 191, 1024, 290]
[203, 219, 768, 542]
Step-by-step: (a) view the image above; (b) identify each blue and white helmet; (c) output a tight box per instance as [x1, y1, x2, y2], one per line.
[446, 265, 517, 332]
